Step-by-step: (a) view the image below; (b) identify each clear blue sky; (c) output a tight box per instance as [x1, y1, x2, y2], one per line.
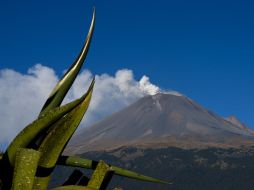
[0, 0, 254, 128]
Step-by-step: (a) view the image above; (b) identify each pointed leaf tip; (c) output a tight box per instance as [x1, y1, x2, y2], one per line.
[56, 156, 171, 185]
[40, 10, 95, 115]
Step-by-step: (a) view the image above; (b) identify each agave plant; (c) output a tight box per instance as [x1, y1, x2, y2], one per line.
[0, 8, 170, 190]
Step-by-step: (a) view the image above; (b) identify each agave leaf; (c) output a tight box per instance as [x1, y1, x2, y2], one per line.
[57, 156, 171, 185]
[33, 79, 94, 189]
[38, 78, 94, 167]
[4, 91, 91, 167]
[40, 8, 96, 115]
[110, 165, 170, 185]
[87, 160, 114, 190]
[11, 148, 41, 190]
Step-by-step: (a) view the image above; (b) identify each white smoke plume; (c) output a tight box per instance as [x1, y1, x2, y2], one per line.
[0, 64, 162, 149]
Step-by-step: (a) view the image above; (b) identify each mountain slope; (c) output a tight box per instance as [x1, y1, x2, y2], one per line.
[66, 93, 254, 154]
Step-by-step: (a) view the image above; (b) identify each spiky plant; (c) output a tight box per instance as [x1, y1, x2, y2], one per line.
[0, 8, 170, 190]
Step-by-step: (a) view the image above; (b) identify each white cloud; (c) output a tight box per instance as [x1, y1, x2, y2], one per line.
[0, 64, 163, 149]
[0, 64, 58, 148]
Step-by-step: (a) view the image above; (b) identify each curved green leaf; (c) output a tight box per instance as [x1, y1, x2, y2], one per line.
[33, 79, 95, 189]
[87, 160, 114, 190]
[40, 8, 96, 115]
[5, 92, 91, 167]
[11, 148, 41, 190]
[38, 78, 94, 167]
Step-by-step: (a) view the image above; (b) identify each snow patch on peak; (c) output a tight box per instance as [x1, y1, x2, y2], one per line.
[153, 90, 183, 97]
[159, 91, 183, 97]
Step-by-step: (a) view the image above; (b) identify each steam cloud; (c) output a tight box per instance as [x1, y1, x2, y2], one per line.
[0, 64, 161, 148]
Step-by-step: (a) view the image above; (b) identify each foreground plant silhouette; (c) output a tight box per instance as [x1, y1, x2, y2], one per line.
[0, 8, 170, 190]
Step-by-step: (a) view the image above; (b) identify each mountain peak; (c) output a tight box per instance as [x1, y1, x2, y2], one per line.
[66, 94, 254, 154]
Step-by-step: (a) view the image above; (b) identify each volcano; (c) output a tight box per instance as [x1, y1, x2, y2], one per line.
[66, 93, 254, 154]
[53, 93, 254, 190]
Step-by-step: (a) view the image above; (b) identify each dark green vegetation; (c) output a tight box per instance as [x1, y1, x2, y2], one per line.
[86, 147, 254, 190]
[0, 9, 167, 190]
[52, 146, 254, 190]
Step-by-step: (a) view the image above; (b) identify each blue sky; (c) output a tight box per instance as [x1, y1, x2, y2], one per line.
[0, 0, 254, 130]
